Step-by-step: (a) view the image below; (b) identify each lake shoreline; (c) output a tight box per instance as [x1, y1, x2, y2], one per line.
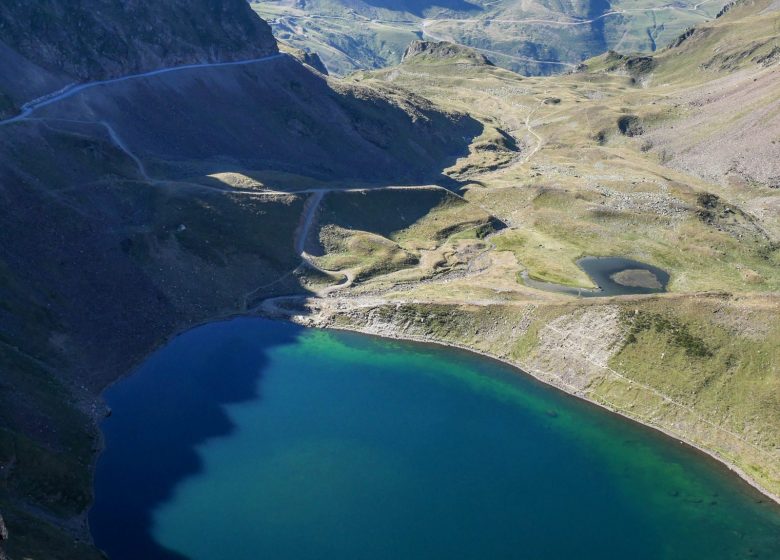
[87, 296, 780, 552]
[91, 315, 780, 558]
[322, 322, 780, 505]
[270, 302, 780, 507]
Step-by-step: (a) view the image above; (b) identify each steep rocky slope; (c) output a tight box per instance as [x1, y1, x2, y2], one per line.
[0, 0, 278, 115]
[583, 0, 780, 192]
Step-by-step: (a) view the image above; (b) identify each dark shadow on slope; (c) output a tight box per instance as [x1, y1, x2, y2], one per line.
[313, 188, 469, 243]
[34, 55, 482, 188]
[587, 0, 611, 58]
[0, 119, 309, 388]
[0, 53, 482, 559]
[89, 318, 304, 560]
[361, 0, 482, 17]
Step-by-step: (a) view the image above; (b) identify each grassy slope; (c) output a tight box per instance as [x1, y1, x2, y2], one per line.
[316, 226, 420, 281]
[607, 297, 780, 488]
[294, 0, 780, 498]
[348, 0, 780, 293]
[311, 188, 501, 283]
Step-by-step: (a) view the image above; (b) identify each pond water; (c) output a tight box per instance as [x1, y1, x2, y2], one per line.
[522, 256, 670, 297]
[91, 318, 780, 560]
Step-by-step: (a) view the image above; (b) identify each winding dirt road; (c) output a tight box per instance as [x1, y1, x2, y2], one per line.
[0, 53, 287, 126]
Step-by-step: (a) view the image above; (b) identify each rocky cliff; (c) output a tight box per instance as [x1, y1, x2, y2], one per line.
[0, 0, 278, 79]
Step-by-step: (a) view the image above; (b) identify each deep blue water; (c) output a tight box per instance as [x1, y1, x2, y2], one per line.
[91, 318, 780, 559]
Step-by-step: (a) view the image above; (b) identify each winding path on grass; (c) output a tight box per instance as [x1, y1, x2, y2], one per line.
[0, 53, 287, 126]
[0, 52, 288, 187]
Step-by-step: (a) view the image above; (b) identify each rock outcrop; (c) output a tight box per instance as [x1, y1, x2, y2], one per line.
[402, 40, 494, 66]
[0, 0, 277, 80]
[300, 51, 329, 75]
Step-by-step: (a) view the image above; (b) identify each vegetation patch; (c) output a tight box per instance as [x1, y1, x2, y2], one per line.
[493, 230, 594, 288]
[315, 225, 419, 282]
[617, 115, 644, 137]
[622, 310, 712, 357]
[606, 297, 780, 494]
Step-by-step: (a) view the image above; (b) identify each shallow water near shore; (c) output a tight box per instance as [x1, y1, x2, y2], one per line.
[91, 318, 780, 560]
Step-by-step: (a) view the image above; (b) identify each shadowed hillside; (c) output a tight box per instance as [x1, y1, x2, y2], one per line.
[21, 55, 480, 183]
[0, 1, 484, 558]
[0, 0, 278, 116]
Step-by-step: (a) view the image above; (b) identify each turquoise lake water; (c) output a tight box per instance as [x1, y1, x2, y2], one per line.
[90, 318, 780, 559]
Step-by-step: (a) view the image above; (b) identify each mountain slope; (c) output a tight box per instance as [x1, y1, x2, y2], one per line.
[639, 0, 780, 190]
[315, 0, 780, 499]
[252, 0, 730, 75]
[0, 2, 485, 558]
[581, 0, 780, 227]
[0, 0, 278, 115]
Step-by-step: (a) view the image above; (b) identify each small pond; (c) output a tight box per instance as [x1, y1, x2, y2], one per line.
[522, 256, 670, 297]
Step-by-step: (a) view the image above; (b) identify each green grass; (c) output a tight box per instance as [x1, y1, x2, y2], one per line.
[492, 229, 594, 288]
[315, 226, 419, 281]
[608, 297, 780, 494]
[622, 310, 712, 357]
[317, 189, 498, 253]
